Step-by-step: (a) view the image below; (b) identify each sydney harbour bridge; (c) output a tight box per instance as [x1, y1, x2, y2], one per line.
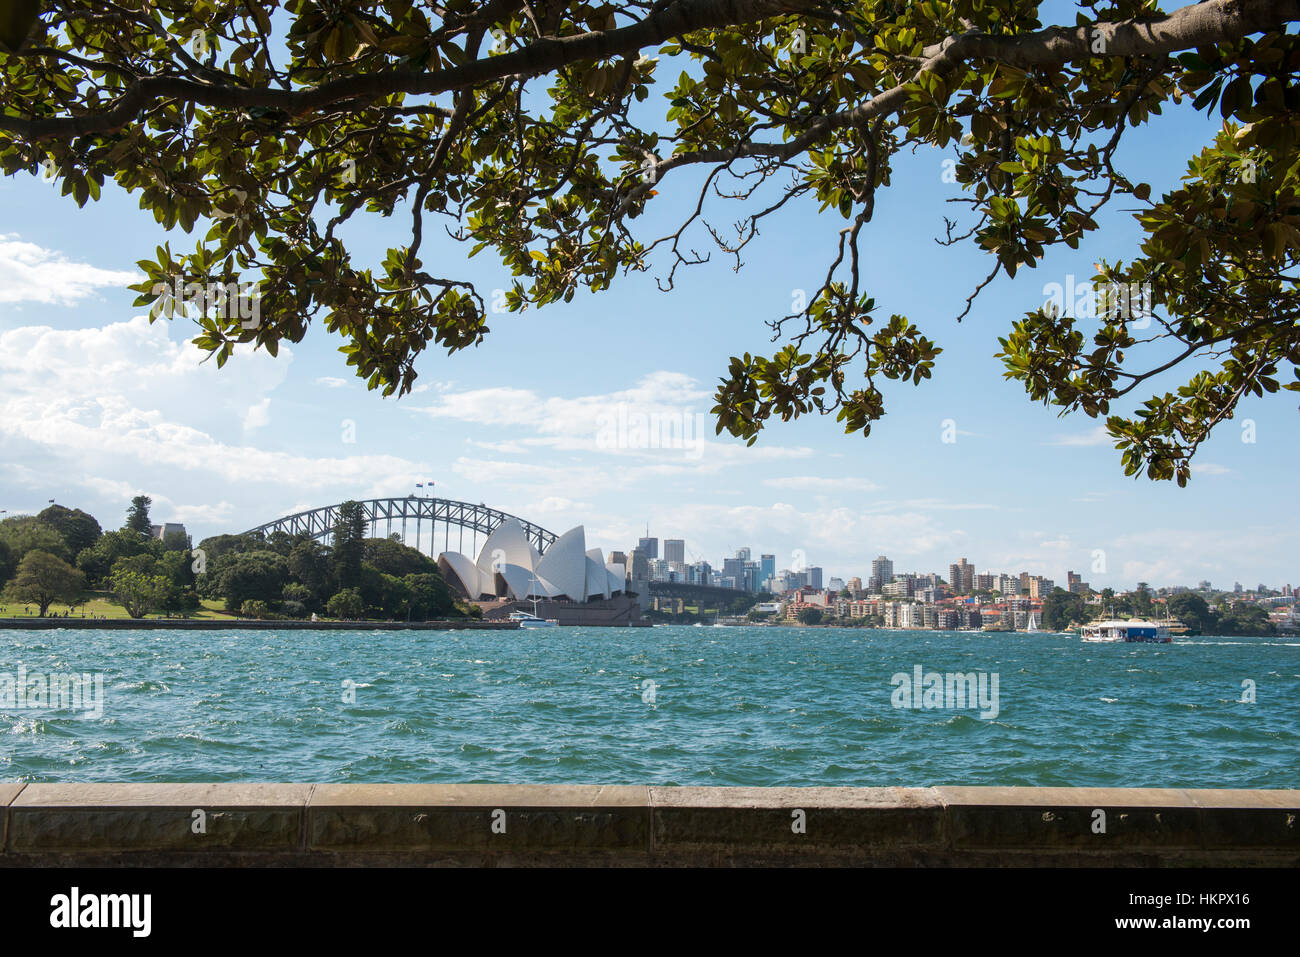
[242, 496, 745, 607]
[242, 496, 558, 560]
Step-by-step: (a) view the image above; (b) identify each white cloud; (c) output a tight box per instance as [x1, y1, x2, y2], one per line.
[418, 371, 809, 466]
[243, 398, 271, 432]
[315, 376, 349, 388]
[0, 317, 444, 536]
[763, 476, 881, 493]
[0, 235, 140, 306]
[1048, 425, 1112, 447]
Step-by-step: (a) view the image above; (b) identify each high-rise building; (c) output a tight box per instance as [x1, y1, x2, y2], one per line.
[870, 556, 894, 593]
[760, 554, 776, 585]
[722, 557, 746, 590]
[687, 561, 712, 586]
[663, 539, 685, 564]
[637, 536, 658, 560]
[807, 566, 823, 590]
[948, 558, 974, 594]
[975, 573, 997, 593]
[847, 576, 863, 596]
[629, 548, 650, 594]
[735, 547, 751, 562]
[1029, 576, 1054, 599]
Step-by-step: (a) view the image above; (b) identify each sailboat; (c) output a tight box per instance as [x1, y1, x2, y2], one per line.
[507, 575, 559, 628]
[1025, 610, 1041, 633]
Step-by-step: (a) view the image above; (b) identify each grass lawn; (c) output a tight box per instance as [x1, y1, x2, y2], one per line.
[0, 594, 237, 620]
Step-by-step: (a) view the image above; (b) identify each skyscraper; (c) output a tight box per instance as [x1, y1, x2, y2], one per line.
[948, 558, 974, 594]
[760, 554, 776, 585]
[664, 539, 685, 564]
[870, 556, 894, 593]
[637, 536, 658, 560]
[722, 557, 746, 589]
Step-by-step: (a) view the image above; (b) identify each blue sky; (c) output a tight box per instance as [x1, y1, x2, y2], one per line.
[0, 50, 1294, 591]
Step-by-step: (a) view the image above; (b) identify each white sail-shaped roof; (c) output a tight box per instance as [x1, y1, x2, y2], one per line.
[475, 518, 540, 580]
[585, 556, 611, 599]
[498, 563, 556, 600]
[536, 526, 587, 600]
[443, 523, 626, 605]
[438, 552, 491, 599]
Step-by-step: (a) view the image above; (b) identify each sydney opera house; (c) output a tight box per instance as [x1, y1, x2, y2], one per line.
[437, 519, 637, 623]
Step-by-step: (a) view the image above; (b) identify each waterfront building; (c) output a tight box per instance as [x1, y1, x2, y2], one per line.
[439, 519, 625, 602]
[898, 603, 923, 629]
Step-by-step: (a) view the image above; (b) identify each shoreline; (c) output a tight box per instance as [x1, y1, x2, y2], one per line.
[0, 617, 519, 631]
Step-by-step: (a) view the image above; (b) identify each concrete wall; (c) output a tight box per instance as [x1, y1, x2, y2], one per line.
[2, 784, 1296, 866]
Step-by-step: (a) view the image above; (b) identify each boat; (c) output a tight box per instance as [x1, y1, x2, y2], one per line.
[1081, 617, 1171, 643]
[1025, 610, 1041, 633]
[508, 579, 559, 627]
[507, 610, 558, 628]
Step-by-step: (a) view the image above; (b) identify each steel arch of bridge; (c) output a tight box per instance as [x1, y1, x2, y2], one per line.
[241, 497, 558, 556]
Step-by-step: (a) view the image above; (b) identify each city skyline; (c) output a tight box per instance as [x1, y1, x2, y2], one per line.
[623, 532, 1290, 596]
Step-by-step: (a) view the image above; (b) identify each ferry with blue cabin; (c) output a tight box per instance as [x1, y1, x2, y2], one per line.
[1081, 618, 1171, 643]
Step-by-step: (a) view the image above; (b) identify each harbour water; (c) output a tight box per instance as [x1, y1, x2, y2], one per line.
[1, 625, 1296, 787]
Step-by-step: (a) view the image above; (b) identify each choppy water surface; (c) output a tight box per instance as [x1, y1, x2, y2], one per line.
[1, 626, 1295, 786]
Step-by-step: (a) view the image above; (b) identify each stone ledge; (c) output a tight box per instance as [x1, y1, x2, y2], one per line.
[308, 784, 649, 851]
[1, 784, 1296, 865]
[8, 784, 311, 853]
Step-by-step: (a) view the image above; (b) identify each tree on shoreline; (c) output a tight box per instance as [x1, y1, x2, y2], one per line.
[2, 549, 85, 617]
[3, 1, 1298, 482]
[110, 568, 172, 618]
